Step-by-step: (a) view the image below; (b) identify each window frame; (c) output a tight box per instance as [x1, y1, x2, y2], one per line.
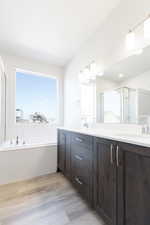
[15, 68, 59, 126]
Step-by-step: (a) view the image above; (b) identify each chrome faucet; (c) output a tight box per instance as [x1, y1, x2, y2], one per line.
[83, 122, 89, 128]
[139, 115, 150, 135]
[16, 136, 19, 145]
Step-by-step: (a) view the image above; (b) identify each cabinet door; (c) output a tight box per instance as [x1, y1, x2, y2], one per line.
[117, 143, 150, 225]
[94, 138, 116, 225]
[58, 130, 66, 173]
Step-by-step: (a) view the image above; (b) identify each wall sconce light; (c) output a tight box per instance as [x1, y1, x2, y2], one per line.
[90, 61, 97, 73]
[90, 61, 104, 77]
[78, 61, 104, 83]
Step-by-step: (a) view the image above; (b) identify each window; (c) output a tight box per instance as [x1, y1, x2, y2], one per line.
[16, 70, 58, 125]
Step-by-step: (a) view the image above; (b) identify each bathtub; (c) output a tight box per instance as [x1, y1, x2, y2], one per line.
[0, 141, 57, 185]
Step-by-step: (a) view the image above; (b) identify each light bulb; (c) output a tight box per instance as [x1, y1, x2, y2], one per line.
[90, 61, 97, 73]
[118, 73, 124, 78]
[126, 31, 135, 50]
[84, 67, 91, 81]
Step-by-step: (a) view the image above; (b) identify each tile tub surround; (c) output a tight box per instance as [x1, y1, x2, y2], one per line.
[58, 126, 150, 148]
[0, 173, 103, 225]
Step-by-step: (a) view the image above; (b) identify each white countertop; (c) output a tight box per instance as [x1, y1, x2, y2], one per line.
[59, 127, 150, 148]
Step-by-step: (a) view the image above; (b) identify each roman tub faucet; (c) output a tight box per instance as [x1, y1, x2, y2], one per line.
[16, 136, 19, 145]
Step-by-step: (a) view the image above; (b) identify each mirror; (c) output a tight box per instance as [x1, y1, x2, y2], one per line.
[96, 45, 150, 124]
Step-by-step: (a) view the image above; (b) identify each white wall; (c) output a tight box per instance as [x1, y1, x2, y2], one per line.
[64, 0, 150, 127]
[1, 53, 64, 142]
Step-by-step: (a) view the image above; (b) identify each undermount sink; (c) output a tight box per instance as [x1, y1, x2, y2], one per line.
[115, 133, 150, 139]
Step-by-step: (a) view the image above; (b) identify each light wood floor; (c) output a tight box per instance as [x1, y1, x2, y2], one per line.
[0, 173, 104, 225]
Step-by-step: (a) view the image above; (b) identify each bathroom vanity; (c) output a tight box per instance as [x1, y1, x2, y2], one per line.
[58, 128, 150, 225]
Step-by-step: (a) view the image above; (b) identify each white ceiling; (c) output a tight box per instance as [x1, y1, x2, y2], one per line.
[0, 0, 120, 66]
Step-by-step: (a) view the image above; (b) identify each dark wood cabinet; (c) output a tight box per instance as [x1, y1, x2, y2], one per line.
[94, 138, 117, 225]
[58, 129, 150, 225]
[117, 143, 150, 225]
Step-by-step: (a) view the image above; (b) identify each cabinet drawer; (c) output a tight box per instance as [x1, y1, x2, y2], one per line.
[71, 158, 91, 183]
[72, 175, 90, 200]
[71, 143, 91, 158]
[71, 133, 92, 150]
[71, 147, 92, 183]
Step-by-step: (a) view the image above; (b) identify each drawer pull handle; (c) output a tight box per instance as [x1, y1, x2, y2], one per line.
[75, 155, 83, 161]
[116, 145, 119, 167]
[75, 137, 83, 143]
[75, 177, 83, 185]
[110, 144, 113, 164]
